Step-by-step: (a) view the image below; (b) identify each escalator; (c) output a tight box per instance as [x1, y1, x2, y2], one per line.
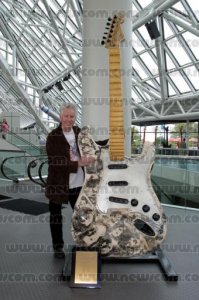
[1, 154, 47, 185]
[6, 130, 46, 156]
[2, 152, 199, 210]
[27, 157, 48, 187]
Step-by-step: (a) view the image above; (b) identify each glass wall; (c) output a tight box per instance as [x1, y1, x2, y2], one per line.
[152, 156, 199, 210]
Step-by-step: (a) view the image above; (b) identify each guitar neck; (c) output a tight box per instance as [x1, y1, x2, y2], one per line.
[109, 47, 125, 161]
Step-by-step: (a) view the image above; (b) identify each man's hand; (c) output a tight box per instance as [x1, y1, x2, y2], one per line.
[78, 155, 95, 167]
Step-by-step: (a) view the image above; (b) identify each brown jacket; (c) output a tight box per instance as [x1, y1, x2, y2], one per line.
[45, 124, 80, 204]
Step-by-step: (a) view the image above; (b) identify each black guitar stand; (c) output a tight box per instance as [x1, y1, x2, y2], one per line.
[61, 245, 178, 286]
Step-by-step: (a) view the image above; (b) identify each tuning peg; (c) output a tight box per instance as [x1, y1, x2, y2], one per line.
[113, 15, 117, 19]
[101, 41, 105, 45]
[106, 22, 110, 26]
[108, 17, 112, 21]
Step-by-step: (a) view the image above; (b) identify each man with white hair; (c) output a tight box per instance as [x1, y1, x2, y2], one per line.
[46, 103, 95, 259]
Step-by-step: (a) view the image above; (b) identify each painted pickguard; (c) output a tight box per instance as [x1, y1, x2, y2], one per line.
[71, 126, 167, 257]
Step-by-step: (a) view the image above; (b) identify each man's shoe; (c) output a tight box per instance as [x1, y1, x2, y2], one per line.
[54, 248, 65, 259]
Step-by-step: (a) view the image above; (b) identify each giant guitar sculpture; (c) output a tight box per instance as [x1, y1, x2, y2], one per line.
[71, 13, 167, 257]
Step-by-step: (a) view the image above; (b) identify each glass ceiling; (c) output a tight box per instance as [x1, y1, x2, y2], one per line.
[0, 0, 199, 134]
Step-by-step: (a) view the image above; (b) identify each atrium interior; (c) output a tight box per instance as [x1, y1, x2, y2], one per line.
[0, 1, 199, 299]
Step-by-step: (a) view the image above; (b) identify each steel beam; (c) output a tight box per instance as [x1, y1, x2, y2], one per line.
[164, 12, 199, 37]
[133, 0, 180, 31]
[0, 5, 70, 65]
[132, 77, 161, 99]
[0, 52, 49, 134]
[155, 17, 168, 112]
[132, 101, 160, 118]
[42, 0, 80, 82]
[132, 111, 199, 124]
[41, 58, 81, 89]
[71, 0, 82, 33]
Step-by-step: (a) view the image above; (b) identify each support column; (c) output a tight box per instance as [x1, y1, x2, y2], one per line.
[81, 0, 132, 156]
[198, 122, 199, 149]
[186, 120, 189, 149]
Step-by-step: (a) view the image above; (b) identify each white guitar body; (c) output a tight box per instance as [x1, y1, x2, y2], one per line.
[72, 14, 167, 256]
[71, 127, 167, 257]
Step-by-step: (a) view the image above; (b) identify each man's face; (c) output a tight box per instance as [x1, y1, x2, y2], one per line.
[60, 108, 76, 131]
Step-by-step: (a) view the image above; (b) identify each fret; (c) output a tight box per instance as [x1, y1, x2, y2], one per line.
[109, 103, 123, 108]
[109, 138, 124, 141]
[110, 119, 123, 122]
[110, 63, 120, 68]
[110, 128, 124, 131]
[110, 127, 124, 130]
[110, 114, 123, 118]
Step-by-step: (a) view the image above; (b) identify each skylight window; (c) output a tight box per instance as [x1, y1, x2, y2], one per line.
[183, 66, 199, 90]
[166, 37, 192, 65]
[185, 0, 199, 21]
[165, 53, 176, 70]
[0, 0, 199, 129]
[163, 19, 175, 39]
[182, 32, 199, 60]
[139, 52, 158, 76]
[136, 0, 154, 9]
[133, 32, 147, 52]
[172, 2, 187, 13]
[168, 82, 178, 96]
[169, 70, 191, 93]
[133, 59, 149, 80]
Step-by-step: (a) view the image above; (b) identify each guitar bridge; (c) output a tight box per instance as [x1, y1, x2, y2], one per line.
[109, 197, 129, 204]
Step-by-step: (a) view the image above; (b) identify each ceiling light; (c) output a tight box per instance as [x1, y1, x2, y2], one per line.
[55, 81, 64, 91]
[145, 21, 160, 40]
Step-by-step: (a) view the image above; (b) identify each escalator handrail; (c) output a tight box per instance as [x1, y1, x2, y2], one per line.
[38, 160, 48, 185]
[7, 130, 45, 152]
[0, 154, 47, 183]
[27, 156, 47, 187]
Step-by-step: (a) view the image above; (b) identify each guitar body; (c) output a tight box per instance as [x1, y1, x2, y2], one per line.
[72, 14, 167, 256]
[71, 127, 167, 257]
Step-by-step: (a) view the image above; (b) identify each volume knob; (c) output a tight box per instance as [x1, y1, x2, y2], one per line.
[153, 213, 160, 221]
[142, 205, 150, 213]
[131, 199, 138, 206]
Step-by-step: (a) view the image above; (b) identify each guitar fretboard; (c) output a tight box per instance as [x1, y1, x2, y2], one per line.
[109, 47, 125, 161]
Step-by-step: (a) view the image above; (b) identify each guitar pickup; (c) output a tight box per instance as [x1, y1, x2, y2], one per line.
[108, 164, 127, 169]
[109, 197, 129, 204]
[108, 181, 128, 186]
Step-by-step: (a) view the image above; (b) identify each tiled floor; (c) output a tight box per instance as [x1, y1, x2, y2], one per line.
[0, 180, 199, 300]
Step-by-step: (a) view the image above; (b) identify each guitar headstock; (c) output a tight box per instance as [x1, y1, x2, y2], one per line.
[101, 13, 125, 48]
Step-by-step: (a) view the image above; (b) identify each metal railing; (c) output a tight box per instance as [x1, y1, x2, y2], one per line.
[0, 154, 47, 183]
[6, 130, 46, 156]
[27, 157, 47, 187]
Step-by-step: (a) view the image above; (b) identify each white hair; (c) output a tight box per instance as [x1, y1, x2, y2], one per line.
[60, 103, 77, 116]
